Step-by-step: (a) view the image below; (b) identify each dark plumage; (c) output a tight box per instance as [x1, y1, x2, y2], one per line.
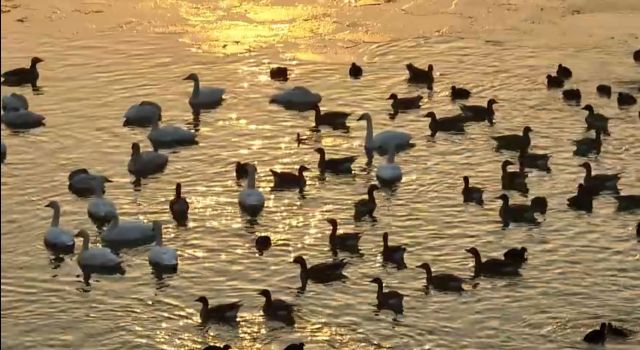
[67, 168, 111, 197]
[1, 57, 43, 87]
[292, 255, 347, 290]
[405, 63, 434, 89]
[194, 296, 242, 324]
[562, 88, 581, 102]
[614, 195, 640, 212]
[573, 130, 602, 157]
[501, 160, 529, 194]
[518, 148, 551, 173]
[202, 345, 231, 350]
[567, 184, 594, 213]
[169, 182, 189, 226]
[326, 218, 362, 253]
[270, 66, 288, 81]
[450, 85, 471, 100]
[349, 62, 363, 79]
[258, 289, 295, 326]
[465, 247, 521, 278]
[617, 92, 637, 106]
[353, 184, 379, 221]
[583, 323, 607, 345]
[382, 232, 406, 269]
[425, 111, 465, 137]
[458, 98, 498, 125]
[546, 74, 564, 88]
[312, 104, 350, 130]
[255, 235, 272, 254]
[416, 262, 466, 293]
[596, 84, 612, 98]
[556, 64, 572, 80]
[580, 162, 620, 194]
[387, 93, 423, 117]
[462, 176, 484, 206]
[582, 104, 610, 135]
[635, 49, 640, 62]
[235, 161, 250, 181]
[492, 126, 533, 152]
[270, 165, 310, 190]
[607, 322, 635, 338]
[497, 193, 540, 227]
[503, 247, 528, 266]
[283, 343, 305, 350]
[314, 147, 356, 174]
[370, 277, 404, 315]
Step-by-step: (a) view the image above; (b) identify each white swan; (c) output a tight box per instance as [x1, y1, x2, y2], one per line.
[148, 221, 178, 269]
[376, 146, 403, 186]
[75, 229, 123, 271]
[128, 142, 169, 178]
[2, 93, 28, 112]
[87, 184, 118, 228]
[123, 101, 162, 127]
[269, 86, 322, 111]
[1, 110, 45, 129]
[183, 73, 224, 110]
[44, 201, 75, 254]
[147, 120, 198, 149]
[238, 164, 265, 217]
[357, 113, 413, 160]
[101, 215, 156, 248]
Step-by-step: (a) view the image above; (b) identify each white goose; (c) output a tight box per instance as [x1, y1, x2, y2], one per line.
[2, 93, 28, 112]
[269, 86, 322, 111]
[123, 101, 162, 127]
[147, 120, 198, 149]
[183, 73, 224, 110]
[357, 113, 413, 160]
[128, 142, 169, 178]
[376, 146, 403, 186]
[87, 184, 118, 228]
[238, 164, 265, 217]
[44, 201, 75, 254]
[75, 229, 124, 273]
[101, 214, 156, 248]
[1, 109, 45, 129]
[148, 221, 178, 269]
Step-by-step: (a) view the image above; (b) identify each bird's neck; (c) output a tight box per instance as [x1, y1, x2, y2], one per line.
[191, 79, 200, 97]
[50, 207, 60, 227]
[247, 169, 257, 189]
[367, 189, 376, 205]
[81, 236, 90, 251]
[364, 119, 374, 148]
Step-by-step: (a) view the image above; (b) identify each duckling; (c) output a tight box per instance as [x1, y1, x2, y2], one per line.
[349, 62, 363, 79]
[461, 176, 484, 206]
[518, 147, 551, 173]
[382, 232, 406, 269]
[497, 194, 539, 228]
[270, 165, 310, 190]
[607, 322, 635, 339]
[614, 195, 640, 212]
[596, 84, 612, 98]
[405, 63, 434, 89]
[546, 74, 564, 88]
[169, 183, 189, 226]
[617, 92, 637, 106]
[425, 111, 465, 137]
[283, 343, 305, 350]
[556, 64, 572, 80]
[387, 93, 423, 117]
[562, 88, 581, 102]
[270, 66, 288, 82]
[503, 247, 528, 266]
[312, 104, 350, 130]
[465, 247, 521, 278]
[567, 184, 594, 213]
[458, 98, 498, 125]
[194, 296, 242, 324]
[353, 184, 379, 221]
[1, 57, 44, 87]
[202, 345, 231, 350]
[450, 86, 471, 100]
[573, 130, 602, 157]
[582, 104, 610, 135]
[258, 289, 295, 326]
[235, 161, 250, 181]
[492, 126, 533, 152]
[416, 262, 466, 293]
[501, 160, 529, 194]
[580, 162, 620, 194]
[583, 322, 607, 345]
[314, 147, 357, 174]
[370, 277, 404, 315]
[292, 255, 347, 290]
[255, 235, 272, 255]
[326, 218, 362, 253]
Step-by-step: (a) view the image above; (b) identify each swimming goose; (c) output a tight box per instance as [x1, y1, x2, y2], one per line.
[170, 183, 189, 226]
[122, 101, 162, 127]
[518, 147, 551, 172]
[269, 66, 288, 82]
[617, 92, 637, 106]
[582, 104, 610, 135]
[405, 63, 434, 89]
[357, 112, 413, 161]
[101, 215, 156, 249]
[314, 147, 356, 174]
[580, 162, 620, 194]
[195, 296, 242, 324]
[1, 142, 5, 163]
[492, 126, 533, 152]
[68, 168, 111, 197]
[465, 247, 521, 278]
[325, 218, 362, 253]
[270, 165, 310, 190]
[497, 194, 539, 227]
[450, 86, 471, 100]
[270, 86, 322, 112]
[370, 277, 404, 315]
[556, 64, 572, 80]
[258, 289, 295, 326]
[503, 247, 528, 266]
[75, 229, 124, 274]
[1, 109, 46, 129]
[546, 74, 564, 88]
[607, 322, 635, 339]
[614, 195, 640, 212]
[567, 184, 594, 213]
[147, 120, 198, 149]
[462, 176, 484, 205]
[501, 160, 529, 194]
[583, 323, 607, 345]
[425, 111, 465, 137]
[349, 62, 363, 79]
[148, 221, 178, 270]
[382, 232, 406, 269]
[44, 201, 75, 254]
[1, 57, 43, 87]
[183, 73, 224, 111]
[387, 93, 423, 117]
[562, 88, 581, 102]
[353, 184, 379, 221]
[416, 262, 466, 293]
[596, 84, 612, 98]
[312, 104, 350, 130]
[203, 345, 231, 350]
[235, 161, 250, 181]
[458, 98, 498, 125]
[255, 235, 272, 254]
[376, 146, 402, 186]
[572, 130, 602, 157]
[283, 343, 304, 350]
[128, 142, 169, 178]
[292, 255, 347, 290]
[2, 93, 28, 112]
[238, 164, 265, 217]
[87, 184, 118, 228]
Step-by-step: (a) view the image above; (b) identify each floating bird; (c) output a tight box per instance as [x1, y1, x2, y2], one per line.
[0, 142, 5, 163]
[147, 120, 198, 149]
[128, 142, 168, 179]
[349, 62, 363, 79]
[562, 88, 581, 102]
[239, 164, 265, 217]
[416, 262, 467, 293]
[492, 126, 533, 152]
[382, 232, 406, 269]
[376, 146, 402, 186]
[255, 235, 272, 254]
[169, 182, 190, 226]
[465, 247, 521, 278]
[572, 130, 602, 157]
[546, 74, 564, 88]
[202, 345, 231, 350]
[425, 111, 465, 137]
[183, 73, 224, 113]
[458, 98, 498, 125]
[462, 176, 484, 206]
[1, 56, 44, 87]
[101, 215, 156, 249]
[292, 255, 347, 290]
[194, 296, 242, 324]
[583, 322, 607, 345]
[497, 194, 540, 227]
[580, 162, 620, 194]
[450, 86, 471, 100]
[567, 184, 594, 213]
[270, 165, 310, 191]
[370, 277, 404, 315]
[582, 104, 610, 135]
[270, 86, 322, 112]
[607, 322, 635, 339]
[387, 93, 422, 117]
[635, 49, 640, 62]
[405, 63, 434, 89]
[1, 109, 46, 129]
[2, 93, 28, 112]
[325, 218, 362, 253]
[358, 113, 414, 163]
[503, 247, 528, 266]
[235, 161, 250, 181]
[44, 201, 75, 254]
[312, 104, 350, 130]
[87, 184, 117, 228]
[283, 343, 305, 350]
[270, 66, 288, 81]
[258, 289, 295, 326]
[122, 101, 162, 127]
[68, 168, 111, 197]
[353, 184, 379, 221]
[614, 195, 640, 212]
[314, 147, 356, 174]
[518, 147, 551, 173]
[501, 160, 529, 194]
[75, 229, 124, 277]
[617, 92, 637, 106]
[148, 221, 178, 271]
[596, 84, 612, 98]
[556, 64, 572, 80]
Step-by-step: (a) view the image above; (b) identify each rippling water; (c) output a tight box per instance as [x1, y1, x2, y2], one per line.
[2, 1, 640, 349]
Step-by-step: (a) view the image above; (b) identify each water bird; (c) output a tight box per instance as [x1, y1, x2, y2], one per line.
[202, 345, 231, 350]
[255, 235, 272, 254]
[465, 247, 521, 277]
[325, 218, 362, 253]
[101, 215, 156, 249]
[387, 93, 422, 117]
[546, 74, 564, 88]
[270, 86, 322, 112]
[617, 92, 637, 106]
[169, 182, 190, 226]
[370, 277, 404, 315]
[358, 112, 413, 162]
[556, 64, 572, 79]
[44, 201, 75, 254]
[1, 109, 46, 129]
[583, 322, 606, 345]
[501, 160, 529, 194]
[497, 193, 540, 227]
[425, 111, 465, 137]
[269, 66, 288, 81]
[349, 62, 363, 79]
[238, 164, 265, 217]
[292, 255, 347, 290]
[75, 229, 124, 276]
[0, 142, 5, 163]
[148, 221, 178, 271]
[382, 232, 406, 269]
[68, 168, 111, 197]
[492, 126, 533, 152]
[572, 130, 602, 157]
[128, 142, 168, 178]
[269, 165, 310, 191]
[613, 195, 640, 211]
[183, 73, 224, 113]
[582, 104, 610, 135]
[87, 184, 118, 228]
[284, 343, 305, 350]
[450, 85, 471, 100]
[194, 296, 242, 324]
[235, 161, 250, 181]
[518, 147, 551, 172]
[567, 184, 594, 212]
[122, 101, 162, 127]
[353, 184, 379, 221]
[562, 88, 581, 102]
[458, 98, 498, 125]
[1, 56, 43, 87]
[147, 120, 198, 149]
[2, 93, 28, 112]
[634, 49, 640, 62]
[405, 63, 434, 89]
[462, 176, 484, 205]
[312, 104, 350, 130]
[596, 84, 612, 98]
[314, 147, 356, 174]
[416, 262, 467, 292]
[580, 162, 620, 194]
[607, 322, 635, 338]
[376, 146, 402, 186]
[258, 289, 295, 326]
[503, 247, 528, 266]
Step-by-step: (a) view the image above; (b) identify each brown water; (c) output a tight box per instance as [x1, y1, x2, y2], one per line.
[2, 1, 640, 349]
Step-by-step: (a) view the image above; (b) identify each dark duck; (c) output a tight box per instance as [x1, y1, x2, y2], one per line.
[462, 176, 484, 206]
[582, 104, 610, 135]
[450, 85, 471, 100]
[492, 126, 533, 152]
[382, 232, 407, 269]
[465, 247, 521, 278]
[425, 111, 465, 137]
[292, 255, 347, 290]
[458, 98, 498, 125]
[497, 193, 541, 227]
[567, 184, 594, 213]
[546, 74, 564, 88]
[617, 92, 637, 106]
[518, 147, 551, 173]
[503, 247, 528, 266]
[270, 165, 310, 190]
[556, 64, 572, 80]
[370, 277, 404, 315]
[283, 343, 305, 350]
[607, 322, 635, 339]
[580, 161, 620, 194]
[572, 130, 602, 157]
[326, 218, 362, 253]
[202, 345, 231, 350]
[169, 182, 189, 226]
[613, 195, 640, 212]
[387, 93, 422, 117]
[194, 296, 242, 324]
[1, 56, 44, 87]
[562, 88, 581, 103]
[312, 104, 350, 130]
[67, 168, 111, 197]
[405, 63, 434, 89]
[500, 160, 529, 194]
[258, 289, 295, 326]
[353, 184, 379, 221]
[235, 161, 251, 181]
[349, 62, 363, 79]
[270, 66, 288, 81]
[583, 322, 607, 345]
[255, 235, 272, 255]
[314, 147, 356, 174]
[596, 84, 612, 98]
[416, 262, 468, 293]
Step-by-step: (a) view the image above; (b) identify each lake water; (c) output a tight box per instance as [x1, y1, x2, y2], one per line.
[1, 1, 639, 349]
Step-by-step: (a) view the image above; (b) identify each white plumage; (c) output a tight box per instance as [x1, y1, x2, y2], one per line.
[358, 113, 412, 155]
[43, 201, 75, 252]
[148, 221, 178, 268]
[184, 73, 224, 109]
[376, 147, 403, 185]
[270, 86, 322, 110]
[123, 101, 161, 126]
[87, 194, 118, 226]
[238, 164, 265, 217]
[101, 215, 155, 246]
[147, 122, 197, 147]
[76, 230, 122, 268]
